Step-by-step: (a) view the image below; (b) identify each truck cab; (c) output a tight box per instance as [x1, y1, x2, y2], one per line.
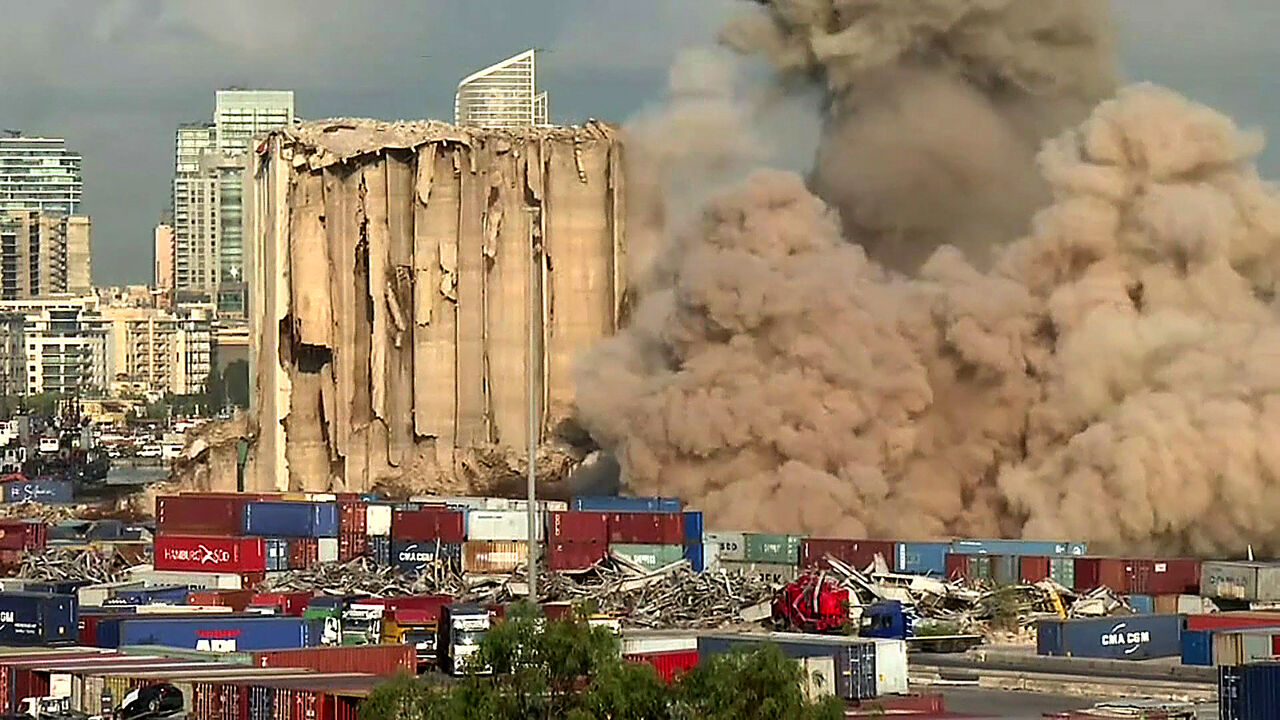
[381, 609, 439, 669]
[437, 603, 491, 675]
[302, 595, 355, 645]
[341, 599, 387, 645]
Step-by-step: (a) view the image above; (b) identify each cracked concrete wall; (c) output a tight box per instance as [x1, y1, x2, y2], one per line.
[246, 120, 625, 492]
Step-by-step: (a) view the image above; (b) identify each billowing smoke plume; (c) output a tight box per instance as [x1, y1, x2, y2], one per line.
[581, 82, 1280, 556]
[723, 0, 1116, 271]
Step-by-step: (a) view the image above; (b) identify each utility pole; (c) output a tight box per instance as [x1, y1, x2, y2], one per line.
[526, 209, 539, 600]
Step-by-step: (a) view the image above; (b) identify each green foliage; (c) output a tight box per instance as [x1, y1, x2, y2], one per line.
[359, 605, 842, 720]
[224, 360, 250, 408]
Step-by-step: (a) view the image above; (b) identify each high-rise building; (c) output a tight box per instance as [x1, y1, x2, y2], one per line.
[214, 90, 294, 157]
[455, 49, 549, 129]
[171, 90, 293, 313]
[0, 210, 73, 299]
[0, 296, 109, 396]
[154, 223, 175, 291]
[66, 216, 91, 295]
[0, 134, 83, 215]
[101, 304, 212, 396]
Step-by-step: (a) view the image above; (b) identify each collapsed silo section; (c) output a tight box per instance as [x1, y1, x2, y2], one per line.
[245, 120, 625, 493]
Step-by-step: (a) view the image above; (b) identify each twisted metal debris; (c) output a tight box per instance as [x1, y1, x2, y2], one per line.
[254, 557, 468, 597]
[18, 546, 141, 584]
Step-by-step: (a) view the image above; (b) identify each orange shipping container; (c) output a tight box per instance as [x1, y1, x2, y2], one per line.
[187, 590, 254, 612]
[253, 644, 414, 676]
[462, 541, 529, 573]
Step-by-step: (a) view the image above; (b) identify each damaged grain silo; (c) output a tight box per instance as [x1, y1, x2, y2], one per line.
[244, 120, 625, 493]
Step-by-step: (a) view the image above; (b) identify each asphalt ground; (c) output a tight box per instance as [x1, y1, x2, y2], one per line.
[938, 688, 1218, 719]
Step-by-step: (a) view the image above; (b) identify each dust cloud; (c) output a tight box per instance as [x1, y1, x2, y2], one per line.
[576, 0, 1280, 556]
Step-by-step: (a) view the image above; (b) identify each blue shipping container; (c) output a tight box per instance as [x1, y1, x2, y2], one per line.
[105, 586, 190, 606]
[392, 540, 462, 575]
[241, 501, 339, 537]
[950, 539, 1087, 556]
[684, 544, 705, 573]
[96, 616, 323, 652]
[682, 511, 704, 545]
[1220, 661, 1280, 720]
[1128, 595, 1155, 614]
[370, 535, 391, 565]
[698, 634, 877, 700]
[1183, 629, 1212, 666]
[571, 496, 682, 513]
[895, 542, 949, 576]
[1036, 615, 1182, 660]
[0, 592, 77, 646]
[4, 478, 73, 504]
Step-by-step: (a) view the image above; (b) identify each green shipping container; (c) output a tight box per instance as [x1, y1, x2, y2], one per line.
[744, 534, 802, 565]
[611, 544, 684, 571]
[1049, 557, 1075, 589]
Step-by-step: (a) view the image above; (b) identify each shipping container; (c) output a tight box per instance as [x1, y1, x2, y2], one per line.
[187, 590, 254, 612]
[390, 507, 465, 543]
[1155, 594, 1209, 615]
[366, 505, 392, 536]
[607, 513, 684, 545]
[1128, 595, 1155, 614]
[746, 534, 804, 566]
[78, 582, 146, 608]
[250, 592, 313, 617]
[392, 540, 463, 575]
[1213, 628, 1280, 667]
[621, 630, 699, 656]
[1186, 612, 1280, 632]
[1129, 559, 1201, 595]
[467, 510, 543, 542]
[718, 560, 798, 584]
[1035, 615, 1182, 660]
[106, 586, 189, 606]
[318, 538, 338, 563]
[1202, 561, 1280, 602]
[242, 501, 339, 538]
[704, 532, 746, 562]
[461, 541, 529, 574]
[1049, 557, 1076, 589]
[945, 554, 1010, 583]
[801, 539, 893, 572]
[697, 633, 878, 700]
[1073, 557, 1129, 593]
[895, 542, 948, 576]
[545, 541, 606, 571]
[265, 538, 290, 572]
[97, 616, 324, 652]
[609, 544, 684, 572]
[546, 512, 608, 543]
[1220, 661, 1280, 720]
[682, 512, 703, 545]
[414, 496, 567, 513]
[1020, 556, 1050, 584]
[369, 536, 390, 565]
[0, 519, 47, 551]
[128, 569, 249, 590]
[157, 496, 247, 536]
[950, 539, 1087, 556]
[625, 650, 698, 684]
[154, 536, 267, 573]
[1183, 629, 1212, 666]
[4, 478, 73, 504]
[287, 538, 318, 569]
[338, 501, 368, 562]
[0, 592, 76, 646]
[868, 638, 909, 695]
[684, 545, 706, 573]
[571, 496, 681, 513]
[252, 644, 414, 675]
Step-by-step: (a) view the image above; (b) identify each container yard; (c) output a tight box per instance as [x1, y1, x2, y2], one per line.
[0, 490, 1276, 718]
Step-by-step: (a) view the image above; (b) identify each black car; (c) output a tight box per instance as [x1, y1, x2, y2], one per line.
[118, 685, 183, 720]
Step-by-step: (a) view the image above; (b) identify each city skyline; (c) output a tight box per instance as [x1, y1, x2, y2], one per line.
[2, 1, 1279, 285]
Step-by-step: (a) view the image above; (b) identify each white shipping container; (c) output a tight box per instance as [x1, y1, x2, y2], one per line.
[367, 505, 392, 536]
[718, 560, 797, 584]
[798, 656, 836, 701]
[621, 630, 699, 655]
[704, 532, 746, 561]
[318, 537, 339, 562]
[135, 604, 233, 614]
[128, 568, 244, 590]
[869, 638, 909, 695]
[466, 509, 544, 541]
[413, 496, 568, 513]
[78, 581, 146, 607]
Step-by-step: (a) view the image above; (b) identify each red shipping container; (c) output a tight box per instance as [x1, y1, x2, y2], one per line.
[157, 495, 248, 536]
[607, 513, 683, 544]
[1073, 557, 1129, 592]
[392, 507, 465, 543]
[289, 538, 318, 569]
[338, 501, 367, 534]
[252, 644, 414, 675]
[547, 511, 608, 543]
[384, 594, 452, 619]
[154, 535, 267, 572]
[800, 539, 896, 571]
[250, 591, 314, 616]
[625, 650, 699, 684]
[1020, 556, 1050, 584]
[0, 520, 46, 551]
[187, 589, 254, 611]
[1128, 558, 1201, 594]
[1185, 612, 1280, 631]
[547, 541, 607, 571]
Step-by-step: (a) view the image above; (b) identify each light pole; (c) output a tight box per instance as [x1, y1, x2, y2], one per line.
[526, 209, 539, 600]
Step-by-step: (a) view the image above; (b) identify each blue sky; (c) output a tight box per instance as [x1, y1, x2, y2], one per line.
[3, 0, 1278, 285]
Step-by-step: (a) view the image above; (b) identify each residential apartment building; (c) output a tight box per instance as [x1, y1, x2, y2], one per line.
[175, 123, 214, 174]
[172, 156, 220, 295]
[101, 304, 212, 397]
[455, 49, 549, 129]
[0, 210, 75, 299]
[66, 215, 91, 294]
[0, 297, 107, 397]
[154, 223, 175, 291]
[0, 134, 83, 215]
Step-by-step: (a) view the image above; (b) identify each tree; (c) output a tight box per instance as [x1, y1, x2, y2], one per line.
[224, 360, 250, 409]
[360, 604, 843, 720]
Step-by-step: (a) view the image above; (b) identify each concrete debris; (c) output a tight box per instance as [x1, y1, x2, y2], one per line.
[17, 546, 144, 584]
[255, 557, 467, 598]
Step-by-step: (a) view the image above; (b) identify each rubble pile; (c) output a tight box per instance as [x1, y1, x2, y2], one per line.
[255, 557, 467, 598]
[18, 546, 142, 584]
